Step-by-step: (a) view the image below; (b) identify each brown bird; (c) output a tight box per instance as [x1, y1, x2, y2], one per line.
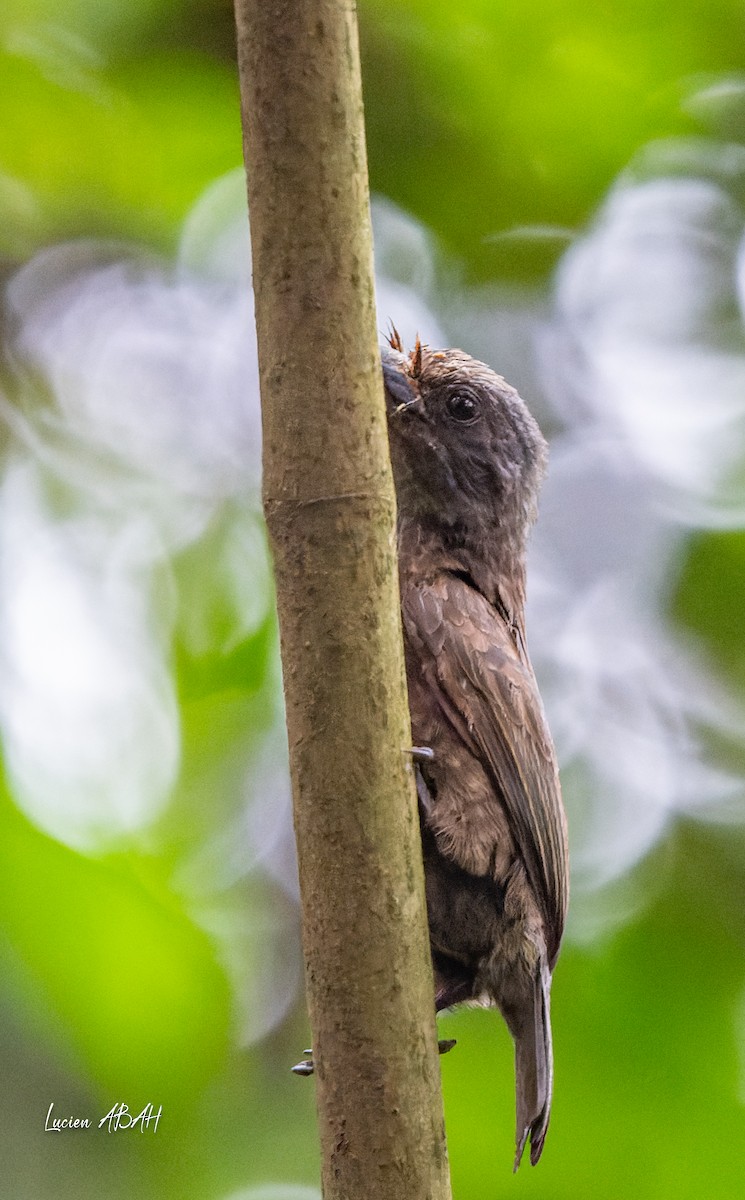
[382, 333, 569, 1170]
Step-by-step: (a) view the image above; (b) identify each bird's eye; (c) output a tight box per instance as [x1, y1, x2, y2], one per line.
[446, 392, 480, 424]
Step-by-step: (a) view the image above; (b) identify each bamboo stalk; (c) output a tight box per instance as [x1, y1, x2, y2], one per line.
[233, 3, 453, 1197]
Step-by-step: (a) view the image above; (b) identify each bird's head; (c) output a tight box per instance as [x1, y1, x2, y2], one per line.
[382, 335, 547, 582]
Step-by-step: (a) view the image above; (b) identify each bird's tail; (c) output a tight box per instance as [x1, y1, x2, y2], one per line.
[512, 959, 553, 1171]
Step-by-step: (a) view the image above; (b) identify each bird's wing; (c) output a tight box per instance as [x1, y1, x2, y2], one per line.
[403, 572, 568, 965]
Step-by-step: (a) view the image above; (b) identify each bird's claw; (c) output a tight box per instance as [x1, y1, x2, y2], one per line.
[291, 1054, 315, 1076]
[405, 746, 435, 762]
[293, 1038, 453, 1076]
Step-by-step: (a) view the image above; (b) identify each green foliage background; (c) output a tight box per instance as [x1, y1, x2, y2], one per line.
[0, 2, 744, 1197]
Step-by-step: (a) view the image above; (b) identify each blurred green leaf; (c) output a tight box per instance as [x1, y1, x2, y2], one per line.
[360, 0, 745, 278]
[0, 0, 194, 58]
[673, 529, 745, 688]
[0, 48, 241, 257]
[0, 781, 231, 1104]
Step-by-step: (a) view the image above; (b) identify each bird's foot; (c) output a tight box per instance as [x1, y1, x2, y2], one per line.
[291, 1050, 314, 1076]
[403, 747, 436, 817]
[405, 746, 435, 763]
[293, 1038, 453, 1074]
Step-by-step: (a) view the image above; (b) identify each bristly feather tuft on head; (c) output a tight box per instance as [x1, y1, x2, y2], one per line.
[386, 323, 404, 353]
[411, 335, 423, 378]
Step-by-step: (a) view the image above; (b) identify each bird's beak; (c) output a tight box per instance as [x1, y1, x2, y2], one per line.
[381, 350, 419, 413]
